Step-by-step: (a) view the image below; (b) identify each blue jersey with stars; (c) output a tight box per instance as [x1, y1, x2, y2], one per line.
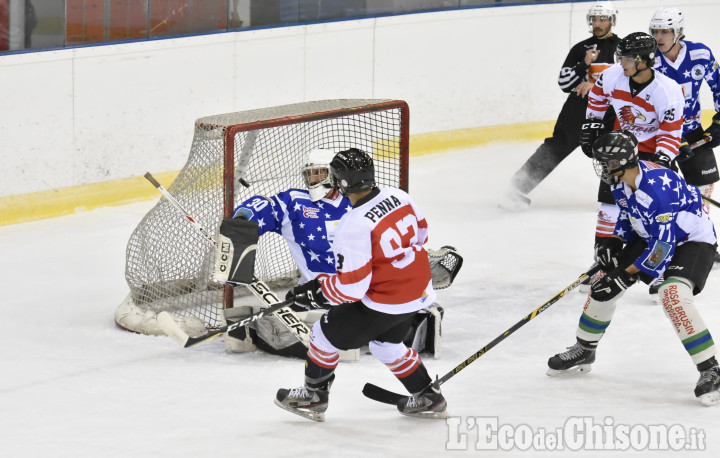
[611, 161, 716, 278]
[654, 40, 720, 134]
[233, 189, 352, 283]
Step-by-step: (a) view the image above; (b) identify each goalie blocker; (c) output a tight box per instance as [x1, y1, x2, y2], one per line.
[214, 218, 259, 285]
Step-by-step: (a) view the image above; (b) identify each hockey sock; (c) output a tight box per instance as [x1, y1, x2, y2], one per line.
[659, 278, 717, 365]
[595, 203, 619, 239]
[698, 184, 715, 214]
[576, 295, 619, 343]
[369, 341, 431, 394]
[304, 321, 339, 390]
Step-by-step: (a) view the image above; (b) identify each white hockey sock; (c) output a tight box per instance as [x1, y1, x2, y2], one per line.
[595, 203, 620, 238]
[698, 184, 715, 215]
[659, 278, 717, 365]
[576, 294, 621, 343]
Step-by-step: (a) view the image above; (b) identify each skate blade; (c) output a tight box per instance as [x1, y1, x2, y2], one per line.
[546, 364, 592, 377]
[399, 409, 450, 419]
[273, 399, 325, 422]
[699, 391, 720, 407]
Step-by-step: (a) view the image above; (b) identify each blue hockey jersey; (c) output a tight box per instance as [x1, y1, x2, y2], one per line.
[611, 161, 717, 278]
[654, 40, 720, 134]
[233, 189, 352, 283]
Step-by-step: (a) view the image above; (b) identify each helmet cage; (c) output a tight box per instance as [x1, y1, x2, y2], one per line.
[592, 130, 639, 185]
[301, 148, 336, 201]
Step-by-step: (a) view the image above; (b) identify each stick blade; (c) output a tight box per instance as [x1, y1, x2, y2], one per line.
[362, 383, 404, 405]
[157, 311, 190, 347]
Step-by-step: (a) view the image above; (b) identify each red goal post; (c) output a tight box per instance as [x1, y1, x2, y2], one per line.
[116, 99, 410, 335]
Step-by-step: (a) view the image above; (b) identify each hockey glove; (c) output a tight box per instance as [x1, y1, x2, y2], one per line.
[676, 138, 694, 163]
[703, 112, 720, 149]
[653, 152, 674, 169]
[580, 119, 606, 158]
[594, 237, 623, 270]
[287, 279, 330, 310]
[590, 268, 636, 302]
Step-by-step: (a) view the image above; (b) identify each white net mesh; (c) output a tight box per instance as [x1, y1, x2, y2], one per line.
[119, 99, 408, 333]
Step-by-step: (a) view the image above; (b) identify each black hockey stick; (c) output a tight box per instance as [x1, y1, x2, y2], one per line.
[362, 265, 603, 405]
[143, 172, 310, 347]
[158, 299, 295, 347]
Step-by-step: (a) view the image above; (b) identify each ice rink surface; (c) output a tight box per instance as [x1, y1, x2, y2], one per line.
[2, 141, 720, 457]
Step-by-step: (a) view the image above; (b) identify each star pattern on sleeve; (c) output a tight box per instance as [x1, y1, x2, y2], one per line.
[659, 173, 673, 189]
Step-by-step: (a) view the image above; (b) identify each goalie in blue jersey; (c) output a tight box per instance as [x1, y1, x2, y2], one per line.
[548, 130, 720, 406]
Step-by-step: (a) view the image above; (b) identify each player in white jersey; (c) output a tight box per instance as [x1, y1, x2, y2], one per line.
[548, 131, 720, 406]
[502, 1, 620, 209]
[650, 7, 720, 265]
[579, 32, 685, 292]
[274, 148, 447, 421]
[223, 148, 457, 357]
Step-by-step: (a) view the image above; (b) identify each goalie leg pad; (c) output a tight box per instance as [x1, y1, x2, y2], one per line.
[214, 218, 259, 285]
[402, 304, 444, 359]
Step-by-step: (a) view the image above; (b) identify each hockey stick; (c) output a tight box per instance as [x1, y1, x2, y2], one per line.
[362, 264, 603, 405]
[158, 299, 295, 347]
[143, 172, 310, 347]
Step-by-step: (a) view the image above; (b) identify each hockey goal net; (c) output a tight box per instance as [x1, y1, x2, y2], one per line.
[116, 99, 409, 336]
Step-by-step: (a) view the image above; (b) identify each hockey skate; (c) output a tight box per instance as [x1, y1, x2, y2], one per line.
[547, 340, 596, 376]
[274, 385, 329, 422]
[648, 276, 664, 302]
[695, 362, 720, 407]
[396, 386, 448, 419]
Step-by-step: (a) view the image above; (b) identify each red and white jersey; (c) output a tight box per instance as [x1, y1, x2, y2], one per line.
[587, 63, 685, 159]
[318, 187, 436, 315]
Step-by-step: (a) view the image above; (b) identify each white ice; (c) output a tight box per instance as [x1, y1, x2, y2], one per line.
[2, 142, 720, 457]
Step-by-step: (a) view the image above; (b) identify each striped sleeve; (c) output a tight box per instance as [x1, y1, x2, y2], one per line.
[586, 71, 610, 119]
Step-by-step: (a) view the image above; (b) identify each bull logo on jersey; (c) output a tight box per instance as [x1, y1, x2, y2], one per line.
[619, 106, 647, 126]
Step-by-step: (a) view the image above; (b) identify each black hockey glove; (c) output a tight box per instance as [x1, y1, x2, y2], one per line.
[286, 279, 330, 311]
[653, 152, 674, 169]
[590, 268, 636, 302]
[580, 119, 606, 158]
[676, 138, 694, 163]
[703, 112, 720, 149]
[594, 237, 623, 270]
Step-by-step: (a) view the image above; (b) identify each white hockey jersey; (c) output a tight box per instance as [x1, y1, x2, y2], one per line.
[587, 63, 685, 159]
[318, 187, 436, 315]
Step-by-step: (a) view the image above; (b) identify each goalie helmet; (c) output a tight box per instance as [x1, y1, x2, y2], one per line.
[301, 148, 336, 202]
[592, 130, 639, 185]
[615, 32, 656, 66]
[329, 148, 375, 195]
[586, 2, 617, 29]
[649, 7, 685, 44]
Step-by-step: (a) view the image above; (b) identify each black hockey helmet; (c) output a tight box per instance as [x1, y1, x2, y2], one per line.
[592, 130, 639, 185]
[329, 148, 376, 195]
[616, 32, 657, 66]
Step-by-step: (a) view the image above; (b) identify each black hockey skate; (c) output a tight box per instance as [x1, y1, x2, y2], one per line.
[547, 339, 596, 376]
[274, 386, 329, 422]
[396, 386, 448, 419]
[695, 358, 720, 407]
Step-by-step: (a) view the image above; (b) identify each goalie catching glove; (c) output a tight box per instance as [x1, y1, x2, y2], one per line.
[286, 278, 330, 311]
[214, 218, 259, 285]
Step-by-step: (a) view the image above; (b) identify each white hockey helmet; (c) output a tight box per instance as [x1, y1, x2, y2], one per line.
[301, 148, 336, 201]
[649, 7, 685, 44]
[586, 1, 618, 29]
